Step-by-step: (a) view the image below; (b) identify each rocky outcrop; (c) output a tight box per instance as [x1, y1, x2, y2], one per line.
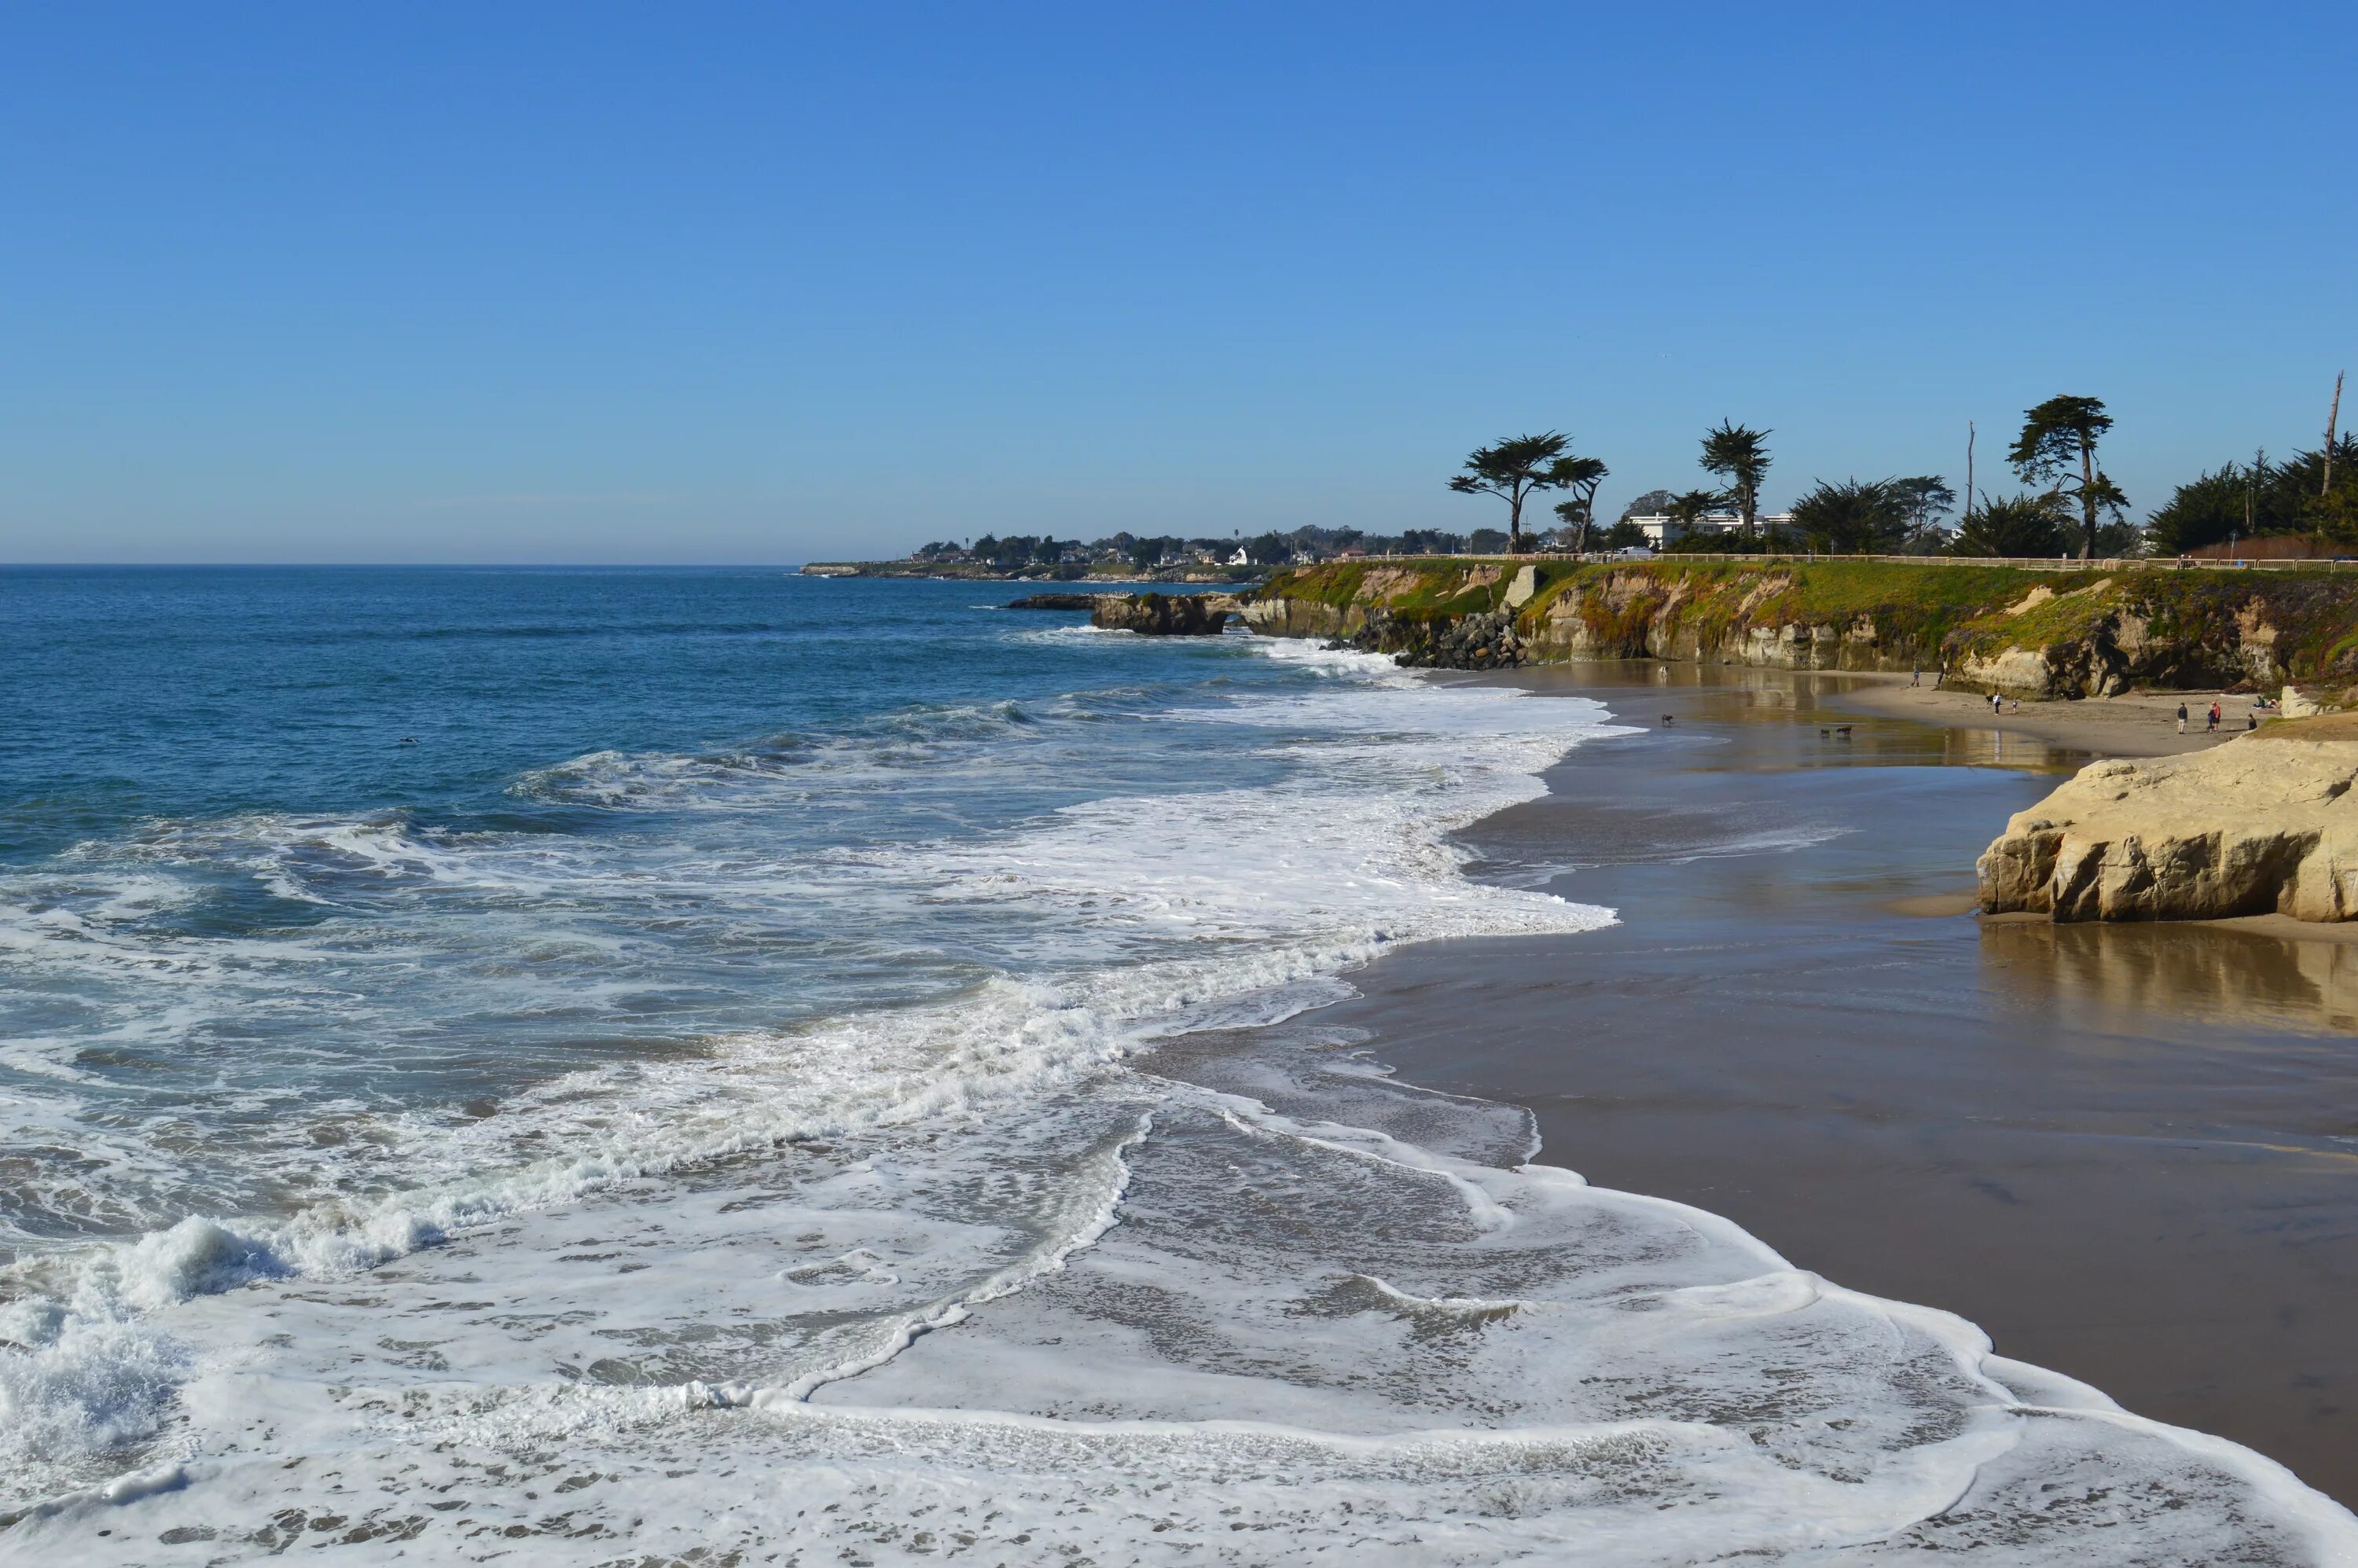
[1091, 593, 1232, 636]
[1005, 593, 1104, 611]
[1978, 718, 2358, 922]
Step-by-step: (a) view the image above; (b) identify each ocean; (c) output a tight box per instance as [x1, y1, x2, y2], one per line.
[0, 567, 2348, 1563]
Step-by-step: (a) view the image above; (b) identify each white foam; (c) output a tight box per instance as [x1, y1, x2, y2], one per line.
[3, 637, 2352, 1563]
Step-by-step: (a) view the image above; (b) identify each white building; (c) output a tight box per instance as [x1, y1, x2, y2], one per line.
[1625, 511, 1797, 546]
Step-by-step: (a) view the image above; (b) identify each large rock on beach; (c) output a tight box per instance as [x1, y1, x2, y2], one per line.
[1090, 592, 1232, 635]
[1978, 715, 2358, 921]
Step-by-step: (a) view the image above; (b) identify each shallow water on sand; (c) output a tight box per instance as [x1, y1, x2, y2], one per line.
[1, 572, 2352, 1562]
[1383, 666, 2358, 1504]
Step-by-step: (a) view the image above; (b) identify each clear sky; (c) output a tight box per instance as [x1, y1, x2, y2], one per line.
[3, 4, 2352, 564]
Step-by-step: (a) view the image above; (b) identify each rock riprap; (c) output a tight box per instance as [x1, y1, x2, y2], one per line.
[1334, 607, 1525, 669]
[1978, 715, 2358, 921]
[1089, 592, 1232, 635]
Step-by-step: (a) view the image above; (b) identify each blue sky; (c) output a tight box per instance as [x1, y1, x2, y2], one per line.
[2, 4, 2351, 563]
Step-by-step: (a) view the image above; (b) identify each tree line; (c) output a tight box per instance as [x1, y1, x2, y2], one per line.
[914, 525, 1506, 571]
[2143, 438, 2358, 554]
[1450, 387, 2357, 559]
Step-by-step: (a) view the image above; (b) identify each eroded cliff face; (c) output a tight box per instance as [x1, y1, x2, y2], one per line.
[1245, 560, 2358, 698]
[1516, 567, 1933, 672]
[1239, 596, 1353, 639]
[1090, 593, 1233, 635]
[1978, 720, 2358, 923]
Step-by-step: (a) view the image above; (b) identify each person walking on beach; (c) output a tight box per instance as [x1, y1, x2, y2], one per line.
[2177, 702, 2188, 734]
[1910, 666, 1919, 687]
[2209, 701, 2221, 732]
[1990, 692, 2002, 716]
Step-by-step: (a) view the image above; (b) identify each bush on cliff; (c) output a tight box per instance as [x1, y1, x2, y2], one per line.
[1948, 495, 2072, 558]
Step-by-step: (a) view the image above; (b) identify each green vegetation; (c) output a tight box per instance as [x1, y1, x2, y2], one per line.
[1548, 455, 1611, 554]
[1891, 476, 1957, 541]
[2145, 438, 2358, 554]
[1788, 479, 1908, 553]
[1950, 494, 2070, 558]
[1662, 488, 1728, 539]
[2007, 395, 2128, 560]
[1698, 421, 1772, 535]
[1446, 432, 1596, 553]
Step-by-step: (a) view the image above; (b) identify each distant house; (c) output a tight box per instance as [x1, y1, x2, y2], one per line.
[1625, 511, 1797, 546]
[1335, 545, 1368, 560]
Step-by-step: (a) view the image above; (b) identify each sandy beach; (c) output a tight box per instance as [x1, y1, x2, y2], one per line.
[1835, 670, 2271, 757]
[1309, 663, 2358, 1505]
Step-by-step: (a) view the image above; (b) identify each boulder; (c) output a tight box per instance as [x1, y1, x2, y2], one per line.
[1978, 717, 2358, 922]
[1090, 593, 1232, 636]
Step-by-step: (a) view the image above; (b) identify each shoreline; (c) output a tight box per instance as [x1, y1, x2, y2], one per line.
[1828, 667, 2264, 757]
[1332, 659, 2358, 1504]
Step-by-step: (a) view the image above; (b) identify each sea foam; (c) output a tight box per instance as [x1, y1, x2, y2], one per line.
[2, 631, 2352, 1563]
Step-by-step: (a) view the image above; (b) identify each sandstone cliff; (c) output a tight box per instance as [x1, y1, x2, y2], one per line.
[1978, 716, 2358, 922]
[1245, 559, 2358, 696]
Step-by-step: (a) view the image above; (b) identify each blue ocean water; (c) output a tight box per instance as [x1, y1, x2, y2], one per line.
[1, 567, 2349, 1563]
[0, 569, 1296, 1239]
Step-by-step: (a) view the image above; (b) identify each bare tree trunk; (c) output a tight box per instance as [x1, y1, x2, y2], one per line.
[2326, 370, 2345, 497]
[1965, 423, 1975, 523]
[2079, 438, 2097, 559]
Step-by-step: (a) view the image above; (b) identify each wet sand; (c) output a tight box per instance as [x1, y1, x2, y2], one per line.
[1834, 670, 2264, 757]
[1342, 663, 2358, 1504]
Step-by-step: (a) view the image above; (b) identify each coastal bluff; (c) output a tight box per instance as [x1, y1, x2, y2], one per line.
[1978, 716, 2358, 922]
[1246, 558, 2358, 697]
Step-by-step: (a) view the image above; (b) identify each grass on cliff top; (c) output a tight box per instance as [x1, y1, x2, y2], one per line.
[1256, 557, 1522, 619]
[1527, 557, 2092, 614]
[1265, 557, 2092, 648]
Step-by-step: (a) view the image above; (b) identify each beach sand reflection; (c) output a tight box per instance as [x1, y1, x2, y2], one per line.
[1982, 915, 2358, 1036]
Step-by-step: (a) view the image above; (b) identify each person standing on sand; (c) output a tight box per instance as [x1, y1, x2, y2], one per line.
[1910, 666, 1919, 687]
[2209, 702, 2221, 732]
[1990, 692, 2002, 716]
[2177, 702, 2188, 734]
